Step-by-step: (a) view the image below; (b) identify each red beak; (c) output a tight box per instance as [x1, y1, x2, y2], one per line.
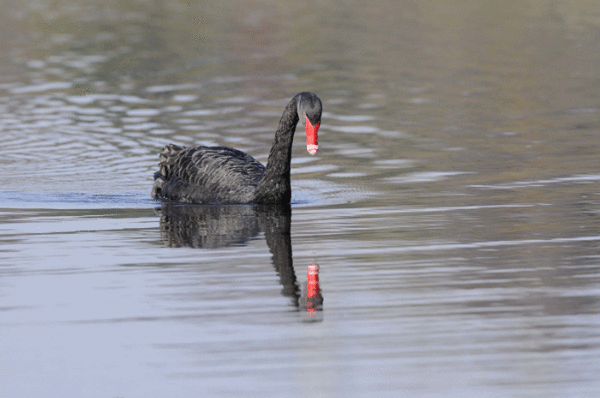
[304, 114, 319, 155]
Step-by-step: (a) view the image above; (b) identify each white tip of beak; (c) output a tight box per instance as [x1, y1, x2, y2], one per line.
[307, 145, 319, 155]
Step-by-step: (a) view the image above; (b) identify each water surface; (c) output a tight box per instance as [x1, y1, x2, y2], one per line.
[1, 1, 600, 397]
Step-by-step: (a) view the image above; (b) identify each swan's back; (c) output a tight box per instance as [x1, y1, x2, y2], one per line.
[152, 144, 265, 203]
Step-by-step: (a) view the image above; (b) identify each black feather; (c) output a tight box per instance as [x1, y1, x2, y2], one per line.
[151, 92, 322, 204]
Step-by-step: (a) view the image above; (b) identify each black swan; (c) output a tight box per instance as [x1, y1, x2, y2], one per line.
[152, 92, 322, 204]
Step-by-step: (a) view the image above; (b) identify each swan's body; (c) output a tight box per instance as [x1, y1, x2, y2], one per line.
[152, 92, 322, 204]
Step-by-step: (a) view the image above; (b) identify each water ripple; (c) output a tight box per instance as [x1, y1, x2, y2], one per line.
[470, 174, 600, 189]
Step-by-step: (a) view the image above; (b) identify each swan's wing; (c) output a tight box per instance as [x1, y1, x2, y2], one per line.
[153, 144, 265, 203]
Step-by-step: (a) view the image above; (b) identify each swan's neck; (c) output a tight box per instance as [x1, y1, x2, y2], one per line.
[253, 99, 299, 203]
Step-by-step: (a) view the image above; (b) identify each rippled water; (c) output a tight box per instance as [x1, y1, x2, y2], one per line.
[2, 1, 600, 397]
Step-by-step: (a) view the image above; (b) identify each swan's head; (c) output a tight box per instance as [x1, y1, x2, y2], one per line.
[296, 92, 322, 155]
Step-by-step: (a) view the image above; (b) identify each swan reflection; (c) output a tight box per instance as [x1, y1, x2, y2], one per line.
[157, 203, 260, 248]
[156, 203, 322, 315]
[301, 262, 324, 322]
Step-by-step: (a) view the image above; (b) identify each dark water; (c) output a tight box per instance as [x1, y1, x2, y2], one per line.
[2, 1, 600, 397]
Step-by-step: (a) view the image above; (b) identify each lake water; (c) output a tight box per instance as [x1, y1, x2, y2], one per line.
[1, 1, 600, 397]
